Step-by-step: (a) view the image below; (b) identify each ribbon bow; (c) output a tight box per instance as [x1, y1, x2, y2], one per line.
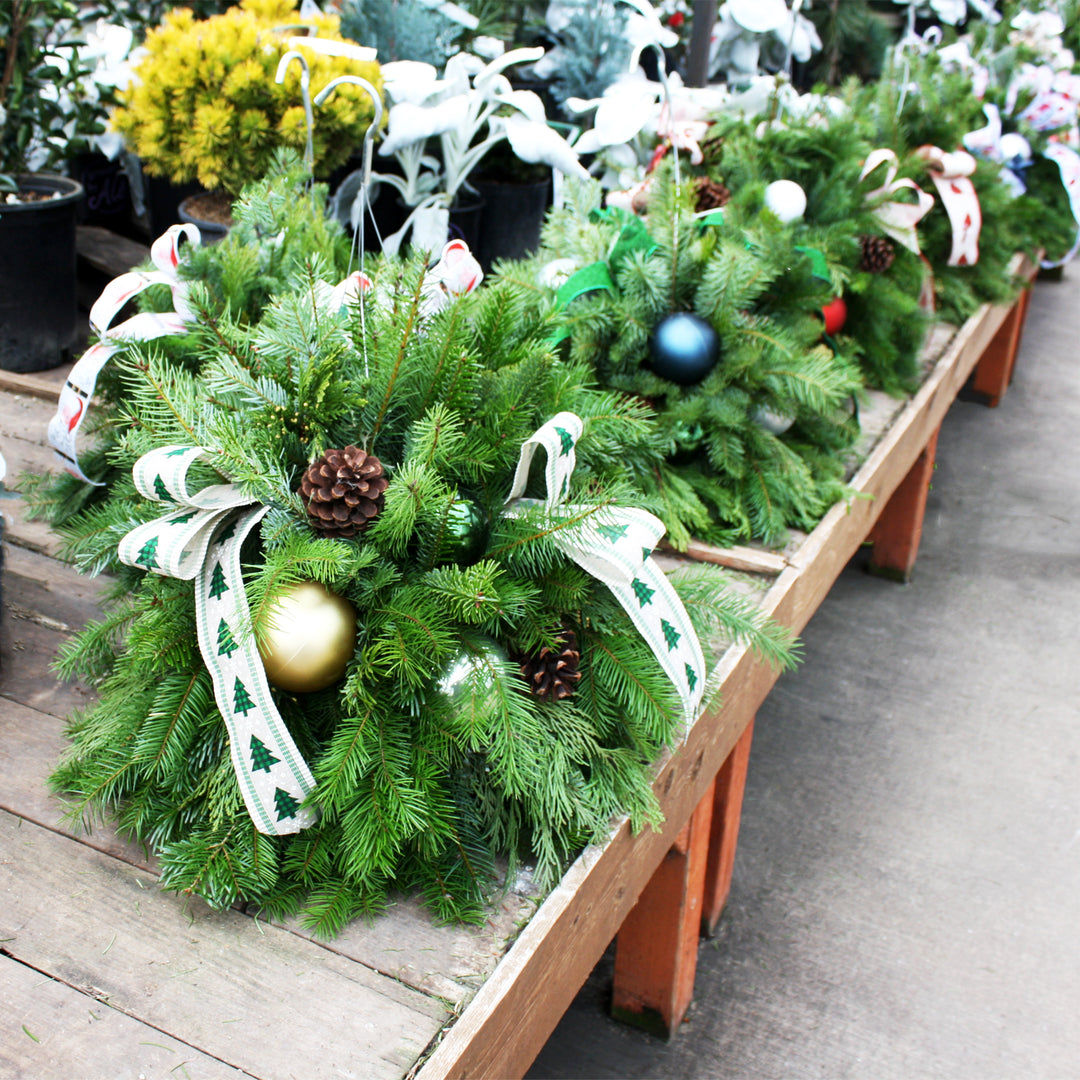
[963, 104, 1033, 197]
[117, 446, 317, 836]
[504, 413, 706, 725]
[49, 224, 202, 484]
[916, 146, 982, 267]
[860, 149, 935, 255]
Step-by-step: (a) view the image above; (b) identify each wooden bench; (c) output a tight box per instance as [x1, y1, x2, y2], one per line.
[0, 255, 1036, 1079]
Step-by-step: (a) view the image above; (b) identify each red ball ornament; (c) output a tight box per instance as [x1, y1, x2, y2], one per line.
[820, 296, 847, 336]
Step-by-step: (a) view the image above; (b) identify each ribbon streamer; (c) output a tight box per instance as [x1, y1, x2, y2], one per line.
[48, 224, 202, 484]
[1039, 141, 1080, 269]
[117, 445, 317, 836]
[963, 104, 1032, 197]
[860, 149, 935, 255]
[916, 146, 982, 267]
[504, 412, 706, 726]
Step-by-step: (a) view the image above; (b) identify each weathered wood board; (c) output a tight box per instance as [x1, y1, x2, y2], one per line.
[0, 955, 252, 1080]
[0, 812, 449, 1080]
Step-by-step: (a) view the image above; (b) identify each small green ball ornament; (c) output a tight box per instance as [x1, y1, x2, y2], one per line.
[669, 420, 705, 463]
[436, 637, 507, 708]
[648, 313, 720, 386]
[436, 500, 485, 564]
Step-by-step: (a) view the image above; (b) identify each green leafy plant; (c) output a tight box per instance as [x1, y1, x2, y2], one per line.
[0, 0, 87, 184]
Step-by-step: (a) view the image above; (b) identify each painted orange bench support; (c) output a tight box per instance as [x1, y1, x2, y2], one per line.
[702, 717, 756, 936]
[970, 286, 1033, 407]
[866, 424, 941, 583]
[611, 776, 717, 1038]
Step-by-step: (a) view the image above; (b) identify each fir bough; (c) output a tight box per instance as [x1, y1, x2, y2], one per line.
[48, 235, 795, 934]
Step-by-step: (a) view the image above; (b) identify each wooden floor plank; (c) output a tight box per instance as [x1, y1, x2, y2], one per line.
[0, 956, 251, 1080]
[0, 811, 449, 1080]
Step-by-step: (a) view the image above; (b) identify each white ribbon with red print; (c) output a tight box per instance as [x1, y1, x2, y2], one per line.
[916, 146, 982, 268]
[420, 239, 484, 316]
[48, 224, 202, 484]
[860, 149, 935, 255]
[963, 103, 1034, 198]
[1040, 140, 1080, 269]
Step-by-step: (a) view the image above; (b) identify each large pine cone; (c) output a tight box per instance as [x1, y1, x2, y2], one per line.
[519, 631, 581, 702]
[299, 446, 388, 538]
[859, 233, 896, 273]
[695, 177, 732, 213]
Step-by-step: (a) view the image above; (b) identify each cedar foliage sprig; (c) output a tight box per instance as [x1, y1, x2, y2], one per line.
[48, 204, 795, 933]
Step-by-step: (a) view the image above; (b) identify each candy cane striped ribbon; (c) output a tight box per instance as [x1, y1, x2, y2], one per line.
[504, 412, 706, 726]
[117, 445, 317, 835]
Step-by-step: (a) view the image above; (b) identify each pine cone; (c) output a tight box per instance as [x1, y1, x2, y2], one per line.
[519, 631, 581, 702]
[695, 177, 731, 213]
[299, 446, 389, 538]
[859, 233, 895, 273]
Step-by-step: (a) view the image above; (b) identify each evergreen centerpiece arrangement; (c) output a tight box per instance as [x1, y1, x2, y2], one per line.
[700, 109, 932, 395]
[42, 177, 792, 933]
[109, 0, 382, 203]
[510, 175, 862, 549]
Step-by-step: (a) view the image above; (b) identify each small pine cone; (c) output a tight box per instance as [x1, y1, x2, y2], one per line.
[695, 177, 731, 213]
[859, 233, 896, 273]
[299, 446, 389, 538]
[519, 631, 582, 702]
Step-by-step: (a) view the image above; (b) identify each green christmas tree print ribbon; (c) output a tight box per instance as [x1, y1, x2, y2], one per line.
[117, 445, 317, 836]
[505, 413, 706, 726]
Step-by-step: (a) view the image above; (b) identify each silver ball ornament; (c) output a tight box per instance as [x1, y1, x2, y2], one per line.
[436, 637, 508, 708]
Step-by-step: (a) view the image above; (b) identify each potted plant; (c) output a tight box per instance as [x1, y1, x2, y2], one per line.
[345, 47, 588, 257]
[0, 0, 86, 373]
[109, 0, 382, 234]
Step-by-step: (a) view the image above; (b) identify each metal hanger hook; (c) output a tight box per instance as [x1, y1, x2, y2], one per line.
[313, 76, 384, 188]
[275, 50, 315, 175]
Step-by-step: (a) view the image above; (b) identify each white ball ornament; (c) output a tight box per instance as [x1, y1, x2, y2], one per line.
[763, 179, 807, 223]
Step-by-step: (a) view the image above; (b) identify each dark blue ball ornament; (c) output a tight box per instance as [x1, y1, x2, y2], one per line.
[648, 313, 720, 386]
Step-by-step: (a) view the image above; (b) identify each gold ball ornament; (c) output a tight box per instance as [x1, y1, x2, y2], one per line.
[258, 582, 358, 693]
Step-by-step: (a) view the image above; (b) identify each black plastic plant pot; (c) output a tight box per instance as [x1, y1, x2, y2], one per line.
[473, 178, 550, 273]
[0, 174, 84, 373]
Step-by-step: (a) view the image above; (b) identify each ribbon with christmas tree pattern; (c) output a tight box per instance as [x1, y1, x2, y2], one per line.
[504, 412, 706, 725]
[48, 224, 202, 484]
[117, 445, 317, 835]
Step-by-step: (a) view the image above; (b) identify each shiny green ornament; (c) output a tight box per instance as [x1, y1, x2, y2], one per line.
[669, 420, 705, 463]
[435, 499, 485, 564]
[435, 636, 507, 709]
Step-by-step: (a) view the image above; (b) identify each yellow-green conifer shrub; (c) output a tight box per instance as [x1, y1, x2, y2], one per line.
[112, 0, 382, 197]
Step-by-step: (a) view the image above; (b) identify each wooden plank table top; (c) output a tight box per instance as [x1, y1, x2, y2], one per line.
[0, 256, 1036, 1080]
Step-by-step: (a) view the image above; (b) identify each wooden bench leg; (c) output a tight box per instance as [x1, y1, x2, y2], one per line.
[970, 288, 1031, 407]
[611, 776, 715, 1038]
[701, 718, 755, 936]
[867, 425, 941, 583]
